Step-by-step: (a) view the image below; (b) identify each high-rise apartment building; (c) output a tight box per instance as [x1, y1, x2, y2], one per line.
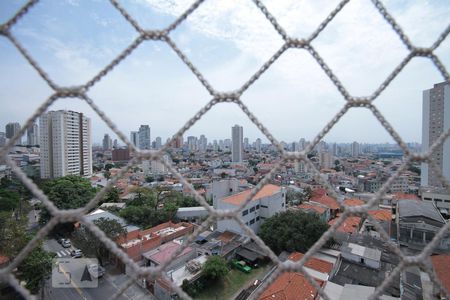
[231, 125, 243, 163]
[138, 125, 151, 150]
[0, 132, 6, 147]
[351, 141, 360, 157]
[187, 136, 198, 152]
[154, 137, 162, 150]
[198, 135, 207, 152]
[421, 82, 450, 187]
[26, 123, 39, 146]
[39, 110, 92, 179]
[5, 122, 21, 145]
[130, 131, 139, 148]
[255, 138, 262, 153]
[103, 134, 112, 150]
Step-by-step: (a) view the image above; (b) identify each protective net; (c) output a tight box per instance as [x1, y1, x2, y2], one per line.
[0, 0, 449, 299]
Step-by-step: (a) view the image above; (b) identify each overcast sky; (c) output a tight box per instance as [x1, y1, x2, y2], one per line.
[0, 0, 449, 145]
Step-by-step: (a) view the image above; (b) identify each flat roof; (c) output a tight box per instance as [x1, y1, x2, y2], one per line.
[221, 184, 281, 206]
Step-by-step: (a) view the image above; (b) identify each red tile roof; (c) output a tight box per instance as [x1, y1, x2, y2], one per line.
[222, 184, 281, 206]
[288, 252, 333, 274]
[343, 198, 365, 207]
[259, 272, 323, 300]
[311, 195, 339, 210]
[147, 242, 192, 265]
[298, 203, 327, 215]
[368, 209, 392, 221]
[0, 255, 9, 265]
[393, 193, 420, 201]
[431, 254, 450, 294]
[328, 217, 361, 233]
[312, 188, 327, 198]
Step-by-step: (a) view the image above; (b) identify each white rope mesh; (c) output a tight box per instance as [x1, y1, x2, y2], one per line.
[0, 0, 449, 299]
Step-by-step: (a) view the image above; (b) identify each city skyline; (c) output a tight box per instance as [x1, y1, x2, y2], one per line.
[0, 1, 448, 144]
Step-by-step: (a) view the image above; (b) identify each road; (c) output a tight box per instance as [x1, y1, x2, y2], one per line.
[42, 238, 151, 300]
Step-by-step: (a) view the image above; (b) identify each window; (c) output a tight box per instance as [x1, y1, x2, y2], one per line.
[242, 209, 248, 216]
[256, 204, 260, 210]
[250, 218, 255, 225]
[250, 206, 255, 212]
[282, 203, 285, 207]
[261, 205, 268, 208]
[256, 216, 260, 222]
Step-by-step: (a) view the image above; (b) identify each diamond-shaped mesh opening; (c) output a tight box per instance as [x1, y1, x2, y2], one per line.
[0, 1, 449, 299]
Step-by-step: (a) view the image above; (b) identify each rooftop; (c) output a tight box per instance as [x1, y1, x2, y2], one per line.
[398, 200, 445, 223]
[143, 241, 193, 265]
[259, 272, 323, 300]
[222, 184, 281, 206]
[311, 194, 340, 210]
[288, 252, 334, 274]
[343, 199, 365, 207]
[368, 209, 392, 222]
[431, 254, 450, 293]
[298, 203, 327, 214]
[328, 217, 361, 234]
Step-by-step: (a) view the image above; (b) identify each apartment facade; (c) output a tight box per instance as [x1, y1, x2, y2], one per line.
[216, 184, 286, 235]
[26, 123, 39, 146]
[421, 82, 450, 187]
[231, 124, 243, 163]
[138, 125, 151, 150]
[5, 122, 21, 145]
[39, 110, 92, 179]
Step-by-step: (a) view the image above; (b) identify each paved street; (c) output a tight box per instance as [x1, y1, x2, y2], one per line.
[41, 238, 153, 300]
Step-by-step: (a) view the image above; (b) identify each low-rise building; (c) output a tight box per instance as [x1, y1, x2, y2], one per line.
[216, 184, 285, 235]
[396, 200, 450, 250]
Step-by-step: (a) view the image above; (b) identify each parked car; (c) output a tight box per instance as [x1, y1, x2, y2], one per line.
[232, 260, 252, 273]
[70, 249, 82, 258]
[62, 239, 71, 248]
[88, 264, 105, 278]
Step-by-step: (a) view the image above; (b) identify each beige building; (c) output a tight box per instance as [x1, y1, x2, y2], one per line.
[39, 110, 92, 179]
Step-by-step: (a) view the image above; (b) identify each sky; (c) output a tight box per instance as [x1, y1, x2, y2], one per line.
[0, 0, 449, 146]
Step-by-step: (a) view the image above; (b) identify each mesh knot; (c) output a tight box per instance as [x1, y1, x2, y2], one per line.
[55, 86, 86, 98]
[142, 30, 167, 41]
[213, 92, 240, 103]
[412, 47, 432, 57]
[287, 38, 308, 48]
[0, 24, 8, 36]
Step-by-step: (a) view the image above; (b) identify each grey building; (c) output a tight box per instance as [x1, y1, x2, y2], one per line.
[26, 123, 39, 146]
[421, 82, 450, 188]
[5, 122, 21, 145]
[138, 125, 151, 150]
[231, 124, 243, 163]
[397, 199, 450, 250]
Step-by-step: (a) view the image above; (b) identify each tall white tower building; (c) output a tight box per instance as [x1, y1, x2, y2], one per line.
[421, 82, 450, 187]
[231, 125, 243, 163]
[39, 110, 92, 179]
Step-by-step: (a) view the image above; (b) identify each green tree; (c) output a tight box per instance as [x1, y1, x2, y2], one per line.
[17, 246, 54, 294]
[104, 163, 114, 171]
[201, 255, 229, 280]
[104, 170, 111, 180]
[72, 217, 126, 266]
[145, 176, 155, 183]
[0, 212, 53, 294]
[0, 188, 20, 211]
[101, 187, 120, 203]
[40, 176, 97, 224]
[259, 210, 328, 254]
